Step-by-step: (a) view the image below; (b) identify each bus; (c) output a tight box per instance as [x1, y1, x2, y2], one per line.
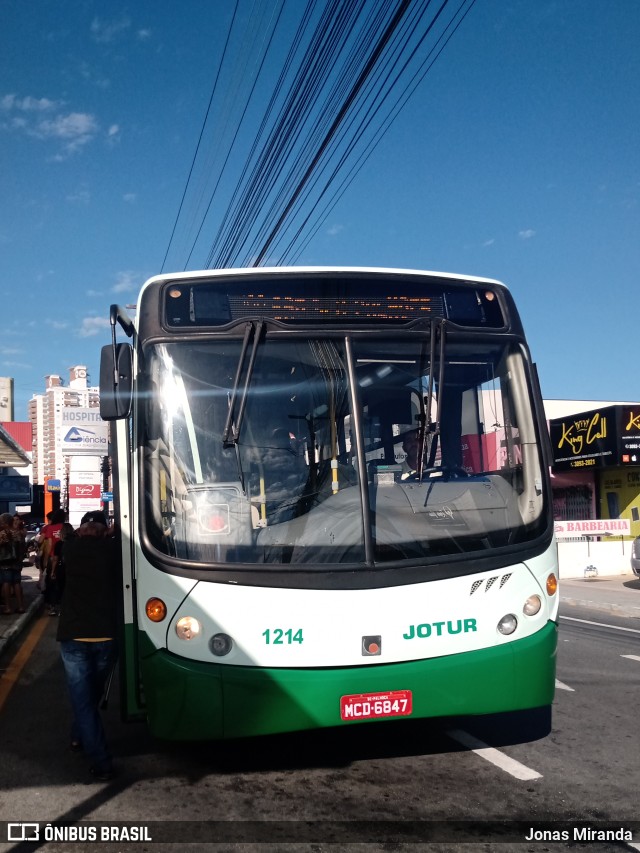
[99, 267, 558, 741]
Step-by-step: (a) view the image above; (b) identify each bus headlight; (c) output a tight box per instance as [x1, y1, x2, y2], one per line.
[523, 595, 542, 616]
[497, 614, 518, 635]
[146, 597, 167, 622]
[176, 616, 202, 641]
[209, 633, 233, 656]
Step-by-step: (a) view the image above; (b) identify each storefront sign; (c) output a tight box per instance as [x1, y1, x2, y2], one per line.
[555, 519, 630, 538]
[69, 483, 101, 499]
[620, 407, 640, 464]
[550, 405, 640, 471]
[61, 408, 109, 455]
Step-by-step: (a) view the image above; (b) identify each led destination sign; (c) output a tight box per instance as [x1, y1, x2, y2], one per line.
[162, 275, 507, 329]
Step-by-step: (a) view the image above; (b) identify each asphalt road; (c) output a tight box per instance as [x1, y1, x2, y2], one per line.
[0, 597, 639, 853]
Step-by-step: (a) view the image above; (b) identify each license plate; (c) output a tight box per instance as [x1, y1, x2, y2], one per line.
[340, 689, 413, 721]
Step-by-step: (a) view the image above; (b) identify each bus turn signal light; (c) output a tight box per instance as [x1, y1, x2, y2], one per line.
[546, 573, 558, 596]
[146, 597, 167, 622]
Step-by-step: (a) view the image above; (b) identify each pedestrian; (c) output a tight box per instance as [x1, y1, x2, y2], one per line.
[80, 510, 111, 529]
[39, 509, 66, 595]
[0, 512, 25, 614]
[57, 517, 120, 781]
[12, 514, 27, 566]
[48, 522, 75, 616]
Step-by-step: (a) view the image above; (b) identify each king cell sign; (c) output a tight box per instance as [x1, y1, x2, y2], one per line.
[549, 405, 640, 471]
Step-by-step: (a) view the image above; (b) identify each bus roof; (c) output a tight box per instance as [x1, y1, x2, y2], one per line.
[140, 266, 508, 291]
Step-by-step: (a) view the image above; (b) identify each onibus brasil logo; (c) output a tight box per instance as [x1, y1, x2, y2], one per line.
[7, 823, 152, 842]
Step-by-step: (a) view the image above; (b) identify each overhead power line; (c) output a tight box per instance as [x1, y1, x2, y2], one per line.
[161, 0, 477, 272]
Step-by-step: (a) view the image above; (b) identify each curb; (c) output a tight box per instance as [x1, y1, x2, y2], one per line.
[560, 595, 640, 619]
[0, 594, 44, 660]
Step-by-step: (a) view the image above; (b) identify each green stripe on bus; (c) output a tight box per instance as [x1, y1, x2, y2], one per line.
[136, 622, 557, 740]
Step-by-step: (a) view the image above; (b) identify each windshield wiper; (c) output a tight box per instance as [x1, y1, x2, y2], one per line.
[221, 320, 264, 493]
[222, 320, 264, 447]
[417, 319, 446, 481]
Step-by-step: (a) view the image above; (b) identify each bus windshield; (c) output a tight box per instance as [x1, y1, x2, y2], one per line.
[141, 332, 545, 568]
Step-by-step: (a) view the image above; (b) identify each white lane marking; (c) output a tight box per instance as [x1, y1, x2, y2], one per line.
[621, 655, 640, 662]
[562, 616, 640, 634]
[555, 679, 574, 691]
[446, 729, 542, 781]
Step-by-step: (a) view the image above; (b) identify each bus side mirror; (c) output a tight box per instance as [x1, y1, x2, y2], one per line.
[100, 343, 133, 420]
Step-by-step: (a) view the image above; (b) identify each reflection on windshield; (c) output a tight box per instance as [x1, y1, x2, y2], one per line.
[142, 336, 545, 569]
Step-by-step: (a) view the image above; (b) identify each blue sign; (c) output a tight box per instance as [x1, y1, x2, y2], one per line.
[0, 475, 32, 501]
[47, 479, 61, 493]
[101, 492, 113, 502]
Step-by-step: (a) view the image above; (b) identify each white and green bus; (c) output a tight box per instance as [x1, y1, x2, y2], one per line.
[100, 267, 558, 740]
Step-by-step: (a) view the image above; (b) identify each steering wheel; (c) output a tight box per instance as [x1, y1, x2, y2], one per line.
[414, 465, 470, 480]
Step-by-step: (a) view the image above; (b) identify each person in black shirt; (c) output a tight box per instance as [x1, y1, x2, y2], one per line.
[57, 518, 119, 781]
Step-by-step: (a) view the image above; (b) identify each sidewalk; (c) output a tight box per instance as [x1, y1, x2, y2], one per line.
[559, 573, 640, 619]
[0, 561, 44, 661]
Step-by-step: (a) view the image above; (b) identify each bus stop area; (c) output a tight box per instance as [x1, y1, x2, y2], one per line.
[0, 560, 43, 661]
[1, 562, 639, 666]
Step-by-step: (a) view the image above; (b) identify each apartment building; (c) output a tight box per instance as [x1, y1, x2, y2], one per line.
[28, 366, 100, 490]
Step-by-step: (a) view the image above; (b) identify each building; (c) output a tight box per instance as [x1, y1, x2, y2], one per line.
[0, 421, 32, 515]
[28, 366, 100, 499]
[545, 399, 640, 533]
[0, 376, 14, 422]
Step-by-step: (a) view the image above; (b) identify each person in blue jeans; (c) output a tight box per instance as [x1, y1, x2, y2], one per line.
[57, 515, 119, 781]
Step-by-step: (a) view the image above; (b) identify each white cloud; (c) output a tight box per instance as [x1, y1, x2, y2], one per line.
[1, 94, 58, 112]
[107, 124, 121, 148]
[112, 271, 139, 293]
[482, 238, 495, 247]
[66, 188, 91, 205]
[2, 92, 100, 156]
[326, 224, 344, 237]
[106, 124, 121, 148]
[123, 193, 137, 204]
[78, 62, 111, 90]
[1, 360, 31, 369]
[518, 229, 536, 239]
[90, 16, 132, 43]
[45, 319, 68, 330]
[79, 316, 110, 337]
[35, 112, 98, 146]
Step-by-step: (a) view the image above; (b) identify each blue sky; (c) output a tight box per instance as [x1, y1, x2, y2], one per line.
[1, 0, 639, 419]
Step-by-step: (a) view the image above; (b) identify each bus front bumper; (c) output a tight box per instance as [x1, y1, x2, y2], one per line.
[138, 621, 557, 740]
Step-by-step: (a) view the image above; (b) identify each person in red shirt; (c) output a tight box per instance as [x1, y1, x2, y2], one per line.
[40, 509, 66, 605]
